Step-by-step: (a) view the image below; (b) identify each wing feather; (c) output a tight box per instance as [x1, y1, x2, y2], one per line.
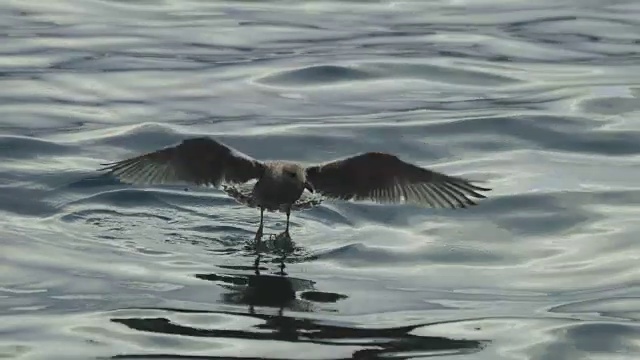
[305, 152, 490, 209]
[98, 137, 265, 187]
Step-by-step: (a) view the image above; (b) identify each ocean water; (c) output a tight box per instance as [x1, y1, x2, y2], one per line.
[1, 0, 640, 359]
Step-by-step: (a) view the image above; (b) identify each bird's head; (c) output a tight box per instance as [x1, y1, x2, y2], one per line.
[281, 163, 314, 193]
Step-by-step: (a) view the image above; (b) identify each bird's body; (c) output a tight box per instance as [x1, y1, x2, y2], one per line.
[251, 161, 313, 212]
[99, 136, 491, 243]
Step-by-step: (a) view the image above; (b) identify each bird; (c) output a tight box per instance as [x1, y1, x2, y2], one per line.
[98, 136, 491, 246]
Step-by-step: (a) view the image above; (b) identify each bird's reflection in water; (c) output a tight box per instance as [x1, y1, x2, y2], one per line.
[244, 229, 304, 276]
[109, 245, 489, 359]
[198, 237, 342, 315]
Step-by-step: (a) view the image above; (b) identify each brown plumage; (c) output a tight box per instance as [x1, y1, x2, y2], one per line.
[99, 136, 491, 242]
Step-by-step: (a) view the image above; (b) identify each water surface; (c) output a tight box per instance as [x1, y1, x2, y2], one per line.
[1, 0, 640, 359]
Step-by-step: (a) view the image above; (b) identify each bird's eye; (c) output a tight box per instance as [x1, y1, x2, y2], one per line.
[287, 171, 296, 178]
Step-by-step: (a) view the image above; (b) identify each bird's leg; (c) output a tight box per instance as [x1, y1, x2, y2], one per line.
[274, 207, 293, 274]
[253, 253, 261, 275]
[279, 257, 286, 276]
[285, 208, 291, 236]
[254, 207, 264, 252]
[275, 207, 291, 241]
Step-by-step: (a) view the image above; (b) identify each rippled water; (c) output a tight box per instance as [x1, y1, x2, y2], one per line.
[2, 0, 640, 359]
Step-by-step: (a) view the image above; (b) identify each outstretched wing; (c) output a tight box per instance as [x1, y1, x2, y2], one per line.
[304, 152, 490, 208]
[98, 137, 265, 187]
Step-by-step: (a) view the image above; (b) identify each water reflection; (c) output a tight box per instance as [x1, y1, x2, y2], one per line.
[242, 230, 312, 276]
[109, 254, 488, 359]
[199, 243, 344, 313]
[196, 266, 318, 313]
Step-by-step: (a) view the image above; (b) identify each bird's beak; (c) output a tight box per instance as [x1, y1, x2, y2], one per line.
[304, 181, 314, 193]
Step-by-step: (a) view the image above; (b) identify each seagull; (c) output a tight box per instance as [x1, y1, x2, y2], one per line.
[98, 137, 490, 245]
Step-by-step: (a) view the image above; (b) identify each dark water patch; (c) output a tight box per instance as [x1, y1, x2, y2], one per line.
[185, 224, 255, 235]
[363, 62, 520, 87]
[539, 322, 640, 358]
[476, 190, 620, 238]
[56, 205, 264, 253]
[301, 291, 348, 303]
[54, 189, 255, 244]
[314, 242, 504, 267]
[55, 197, 224, 236]
[579, 96, 640, 115]
[109, 304, 487, 360]
[257, 65, 378, 87]
[63, 173, 126, 190]
[61, 188, 173, 208]
[0, 135, 73, 159]
[502, 15, 640, 57]
[61, 188, 231, 211]
[50, 53, 210, 72]
[85, 122, 191, 153]
[256, 61, 520, 89]
[59, 208, 172, 224]
[196, 271, 319, 307]
[403, 115, 583, 138]
[164, 233, 241, 251]
[406, 115, 640, 156]
[0, 112, 93, 137]
[0, 187, 60, 217]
